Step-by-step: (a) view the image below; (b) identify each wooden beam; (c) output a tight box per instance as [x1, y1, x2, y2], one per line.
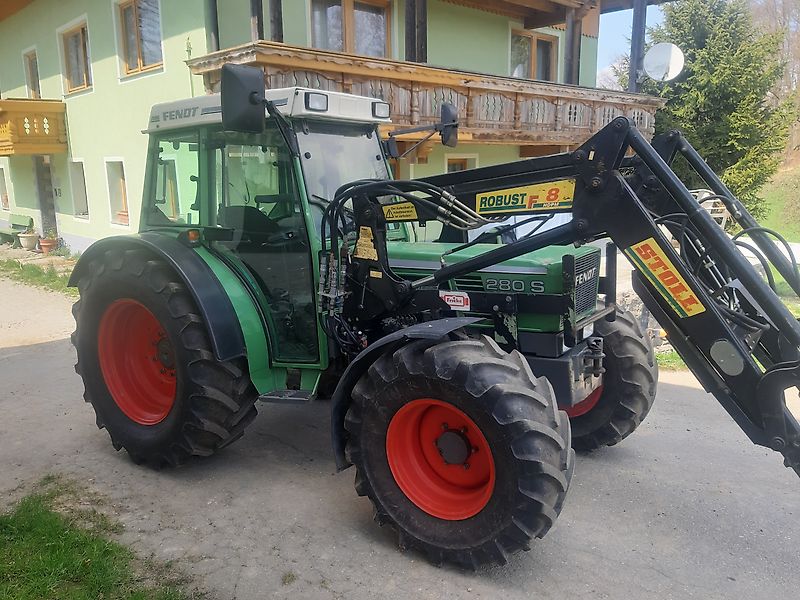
[519, 144, 563, 157]
[523, 8, 566, 29]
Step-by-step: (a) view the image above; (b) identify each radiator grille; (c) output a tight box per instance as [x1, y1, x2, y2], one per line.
[574, 251, 601, 314]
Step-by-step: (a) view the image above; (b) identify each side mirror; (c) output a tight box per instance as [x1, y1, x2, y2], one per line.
[439, 102, 458, 148]
[221, 64, 266, 133]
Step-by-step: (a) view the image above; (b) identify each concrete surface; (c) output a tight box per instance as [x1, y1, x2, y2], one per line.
[1, 276, 799, 600]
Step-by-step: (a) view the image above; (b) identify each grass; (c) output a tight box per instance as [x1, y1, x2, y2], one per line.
[761, 166, 800, 243]
[656, 349, 686, 371]
[0, 476, 192, 600]
[0, 259, 77, 297]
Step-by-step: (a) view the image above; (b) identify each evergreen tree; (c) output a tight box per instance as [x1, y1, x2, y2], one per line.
[644, 0, 795, 218]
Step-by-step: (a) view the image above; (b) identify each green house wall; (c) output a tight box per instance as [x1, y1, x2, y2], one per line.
[0, 0, 602, 252]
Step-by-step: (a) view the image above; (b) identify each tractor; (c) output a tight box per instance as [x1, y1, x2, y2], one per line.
[70, 64, 800, 569]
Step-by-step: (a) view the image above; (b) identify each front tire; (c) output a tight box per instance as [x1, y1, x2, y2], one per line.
[569, 309, 658, 451]
[344, 335, 574, 569]
[72, 248, 258, 467]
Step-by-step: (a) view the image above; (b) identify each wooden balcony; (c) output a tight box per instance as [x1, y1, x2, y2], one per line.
[0, 99, 68, 156]
[187, 41, 664, 150]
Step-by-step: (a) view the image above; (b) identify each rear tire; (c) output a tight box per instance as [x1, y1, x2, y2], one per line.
[569, 309, 658, 451]
[72, 247, 258, 467]
[344, 335, 574, 569]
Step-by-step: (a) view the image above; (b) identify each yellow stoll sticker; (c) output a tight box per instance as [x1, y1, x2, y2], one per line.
[624, 237, 706, 318]
[382, 202, 418, 221]
[475, 179, 575, 215]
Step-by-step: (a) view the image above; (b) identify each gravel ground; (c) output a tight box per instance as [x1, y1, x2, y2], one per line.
[1, 276, 799, 600]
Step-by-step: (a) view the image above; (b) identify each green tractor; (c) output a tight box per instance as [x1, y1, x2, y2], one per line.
[70, 65, 800, 568]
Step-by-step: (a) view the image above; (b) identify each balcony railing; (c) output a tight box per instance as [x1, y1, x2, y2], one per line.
[187, 41, 664, 148]
[0, 99, 67, 156]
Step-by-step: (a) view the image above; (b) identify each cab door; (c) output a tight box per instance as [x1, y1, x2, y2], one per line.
[208, 127, 320, 364]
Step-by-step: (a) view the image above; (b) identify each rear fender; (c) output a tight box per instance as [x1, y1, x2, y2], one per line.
[69, 234, 246, 362]
[331, 317, 480, 471]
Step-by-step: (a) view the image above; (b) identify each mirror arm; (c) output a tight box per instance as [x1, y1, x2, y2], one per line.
[263, 99, 300, 157]
[394, 129, 437, 159]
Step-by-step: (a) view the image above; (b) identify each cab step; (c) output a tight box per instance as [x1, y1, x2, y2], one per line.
[257, 390, 313, 404]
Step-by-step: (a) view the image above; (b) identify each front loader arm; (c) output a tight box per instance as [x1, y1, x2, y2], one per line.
[325, 117, 800, 476]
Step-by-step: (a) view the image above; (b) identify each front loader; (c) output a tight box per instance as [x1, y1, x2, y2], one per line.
[70, 64, 799, 569]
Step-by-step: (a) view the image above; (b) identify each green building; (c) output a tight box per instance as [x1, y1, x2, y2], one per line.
[0, 0, 662, 252]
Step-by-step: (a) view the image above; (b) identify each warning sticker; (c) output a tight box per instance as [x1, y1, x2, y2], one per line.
[382, 202, 419, 221]
[353, 226, 379, 261]
[624, 237, 706, 318]
[439, 290, 471, 311]
[475, 179, 575, 215]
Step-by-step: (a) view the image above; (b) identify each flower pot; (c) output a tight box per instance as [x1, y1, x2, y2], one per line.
[39, 238, 58, 254]
[17, 232, 39, 251]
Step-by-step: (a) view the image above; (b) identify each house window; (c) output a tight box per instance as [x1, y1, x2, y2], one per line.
[447, 158, 468, 173]
[106, 161, 129, 225]
[70, 161, 89, 218]
[24, 51, 41, 99]
[119, 0, 163, 75]
[311, 0, 390, 58]
[0, 168, 9, 211]
[62, 24, 92, 92]
[511, 31, 557, 82]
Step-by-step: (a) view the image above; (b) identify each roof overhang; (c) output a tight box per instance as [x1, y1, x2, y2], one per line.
[0, 0, 34, 22]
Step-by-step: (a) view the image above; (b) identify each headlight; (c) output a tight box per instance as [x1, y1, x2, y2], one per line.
[372, 101, 390, 119]
[305, 92, 328, 112]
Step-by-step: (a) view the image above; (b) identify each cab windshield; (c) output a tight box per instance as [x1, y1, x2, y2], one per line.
[296, 120, 390, 229]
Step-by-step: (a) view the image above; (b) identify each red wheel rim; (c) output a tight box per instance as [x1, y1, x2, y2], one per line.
[97, 299, 177, 425]
[386, 398, 495, 520]
[565, 385, 604, 418]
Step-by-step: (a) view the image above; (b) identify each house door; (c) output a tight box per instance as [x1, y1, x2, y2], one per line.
[33, 155, 57, 236]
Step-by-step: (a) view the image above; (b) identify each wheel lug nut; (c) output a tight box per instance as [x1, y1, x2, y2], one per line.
[463, 463, 470, 470]
[471, 447, 478, 454]
[441, 423, 449, 431]
[460, 426, 467, 434]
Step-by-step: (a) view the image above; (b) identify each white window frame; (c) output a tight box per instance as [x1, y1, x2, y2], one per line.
[21, 45, 41, 99]
[68, 158, 91, 222]
[0, 164, 12, 212]
[104, 157, 131, 228]
[443, 153, 479, 173]
[56, 15, 94, 97]
[111, 0, 166, 82]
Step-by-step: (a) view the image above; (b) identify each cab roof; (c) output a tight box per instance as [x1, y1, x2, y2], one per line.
[145, 86, 391, 133]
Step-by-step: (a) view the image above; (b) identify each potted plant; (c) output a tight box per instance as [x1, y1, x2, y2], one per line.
[39, 228, 58, 254]
[16, 225, 39, 251]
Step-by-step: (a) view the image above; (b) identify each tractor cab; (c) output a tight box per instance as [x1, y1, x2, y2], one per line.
[140, 88, 393, 365]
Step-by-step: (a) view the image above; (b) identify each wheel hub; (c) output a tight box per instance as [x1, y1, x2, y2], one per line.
[156, 337, 175, 369]
[436, 427, 472, 465]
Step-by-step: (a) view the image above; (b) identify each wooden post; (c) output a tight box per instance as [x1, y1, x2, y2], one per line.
[564, 8, 583, 85]
[416, 0, 427, 63]
[205, 0, 219, 52]
[270, 0, 283, 43]
[405, 0, 427, 63]
[628, 0, 647, 92]
[250, 0, 264, 42]
[405, 0, 417, 62]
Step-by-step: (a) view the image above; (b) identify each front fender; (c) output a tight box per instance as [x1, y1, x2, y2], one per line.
[331, 317, 480, 471]
[69, 233, 246, 362]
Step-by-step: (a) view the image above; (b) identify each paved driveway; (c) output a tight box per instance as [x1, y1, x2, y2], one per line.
[1, 277, 798, 599]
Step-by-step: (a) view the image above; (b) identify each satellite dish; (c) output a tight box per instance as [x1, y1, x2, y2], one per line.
[643, 43, 685, 82]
